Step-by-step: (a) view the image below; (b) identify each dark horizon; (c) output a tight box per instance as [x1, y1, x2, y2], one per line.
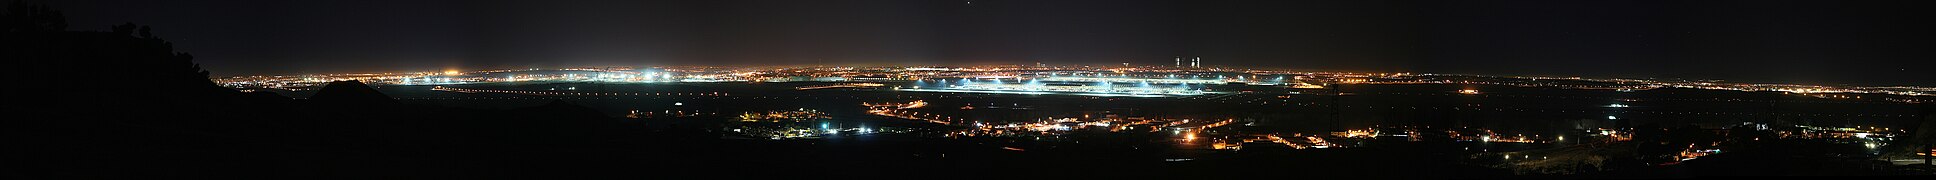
[31, 0, 1936, 86]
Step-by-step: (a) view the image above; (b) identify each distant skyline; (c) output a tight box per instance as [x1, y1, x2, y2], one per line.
[36, 0, 1934, 86]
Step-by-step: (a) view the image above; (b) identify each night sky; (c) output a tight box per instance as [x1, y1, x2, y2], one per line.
[37, 0, 1934, 86]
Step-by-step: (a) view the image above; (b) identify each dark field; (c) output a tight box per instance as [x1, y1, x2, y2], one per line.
[228, 82, 1934, 178]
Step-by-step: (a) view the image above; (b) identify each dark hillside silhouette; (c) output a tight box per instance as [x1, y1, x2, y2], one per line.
[4, 2, 677, 178]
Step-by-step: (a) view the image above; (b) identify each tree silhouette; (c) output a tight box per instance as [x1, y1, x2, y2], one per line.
[111, 22, 135, 35]
[137, 25, 152, 38]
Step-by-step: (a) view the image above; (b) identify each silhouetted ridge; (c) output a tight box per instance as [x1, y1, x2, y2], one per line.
[1919, 104, 1936, 144]
[1891, 104, 1936, 159]
[306, 80, 395, 105]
